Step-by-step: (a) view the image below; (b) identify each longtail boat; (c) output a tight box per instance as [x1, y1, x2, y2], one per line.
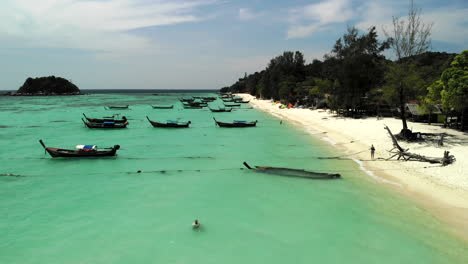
[183, 105, 204, 109]
[179, 97, 194, 102]
[243, 162, 341, 179]
[83, 113, 127, 123]
[223, 103, 241, 107]
[39, 140, 120, 158]
[106, 105, 129, 109]
[213, 118, 257, 127]
[182, 101, 207, 108]
[234, 99, 250, 103]
[209, 107, 232, 112]
[146, 116, 191, 128]
[202, 96, 217, 101]
[82, 119, 128, 128]
[151, 105, 174, 109]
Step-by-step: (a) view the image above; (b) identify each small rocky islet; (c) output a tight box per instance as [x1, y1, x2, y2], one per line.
[5, 76, 81, 96]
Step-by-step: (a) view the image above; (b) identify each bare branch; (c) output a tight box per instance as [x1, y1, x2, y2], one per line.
[382, 0, 433, 60]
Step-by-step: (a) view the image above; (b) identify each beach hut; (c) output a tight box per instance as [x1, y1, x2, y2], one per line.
[404, 103, 443, 123]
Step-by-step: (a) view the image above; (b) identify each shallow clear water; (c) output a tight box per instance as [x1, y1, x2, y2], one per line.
[0, 93, 467, 263]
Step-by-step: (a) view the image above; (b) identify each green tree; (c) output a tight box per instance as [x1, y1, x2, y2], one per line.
[440, 51, 468, 129]
[327, 26, 390, 116]
[420, 79, 443, 124]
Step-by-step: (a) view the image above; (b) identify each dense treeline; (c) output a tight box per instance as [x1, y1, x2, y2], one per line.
[221, 26, 466, 130]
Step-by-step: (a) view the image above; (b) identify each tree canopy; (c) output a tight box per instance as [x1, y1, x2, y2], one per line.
[16, 76, 80, 95]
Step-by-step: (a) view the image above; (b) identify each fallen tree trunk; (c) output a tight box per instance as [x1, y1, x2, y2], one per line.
[384, 125, 455, 166]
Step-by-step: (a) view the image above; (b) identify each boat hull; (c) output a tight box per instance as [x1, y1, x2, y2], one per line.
[39, 140, 120, 158]
[214, 118, 257, 127]
[152, 105, 174, 109]
[243, 162, 340, 179]
[45, 147, 118, 157]
[146, 116, 191, 128]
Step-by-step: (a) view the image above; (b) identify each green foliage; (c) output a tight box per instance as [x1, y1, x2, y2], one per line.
[425, 79, 443, 105]
[327, 26, 390, 111]
[440, 50, 468, 112]
[383, 63, 426, 105]
[219, 26, 457, 121]
[309, 78, 332, 97]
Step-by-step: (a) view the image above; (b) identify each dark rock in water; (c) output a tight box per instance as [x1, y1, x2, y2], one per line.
[11, 76, 81, 96]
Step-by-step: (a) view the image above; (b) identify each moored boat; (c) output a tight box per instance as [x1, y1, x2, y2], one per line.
[151, 105, 174, 109]
[39, 139, 120, 158]
[213, 118, 257, 127]
[146, 116, 191, 128]
[82, 118, 129, 128]
[234, 99, 250, 103]
[106, 105, 129, 109]
[182, 99, 207, 108]
[83, 113, 127, 123]
[209, 107, 232, 112]
[243, 162, 341, 179]
[223, 103, 241, 107]
[183, 105, 204, 109]
[201, 96, 217, 101]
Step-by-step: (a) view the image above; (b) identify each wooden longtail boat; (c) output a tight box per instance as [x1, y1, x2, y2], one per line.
[39, 139, 120, 158]
[146, 116, 191, 128]
[243, 162, 341, 179]
[234, 99, 250, 103]
[209, 107, 232, 112]
[179, 97, 194, 102]
[82, 113, 127, 123]
[182, 101, 207, 108]
[213, 118, 257, 127]
[183, 105, 204, 109]
[82, 119, 129, 128]
[106, 105, 129, 109]
[223, 103, 241, 107]
[151, 105, 174, 109]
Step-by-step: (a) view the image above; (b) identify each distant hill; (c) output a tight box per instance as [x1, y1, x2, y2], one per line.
[399, 52, 457, 85]
[12, 76, 81, 95]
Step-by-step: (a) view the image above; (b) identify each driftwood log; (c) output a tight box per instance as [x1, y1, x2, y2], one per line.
[384, 125, 455, 166]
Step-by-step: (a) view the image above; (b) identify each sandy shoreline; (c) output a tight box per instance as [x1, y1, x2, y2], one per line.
[237, 93, 468, 240]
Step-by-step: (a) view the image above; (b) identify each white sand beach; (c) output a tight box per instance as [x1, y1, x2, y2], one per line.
[238, 93, 468, 238]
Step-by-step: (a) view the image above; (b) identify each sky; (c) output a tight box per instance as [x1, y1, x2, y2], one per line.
[0, 0, 466, 90]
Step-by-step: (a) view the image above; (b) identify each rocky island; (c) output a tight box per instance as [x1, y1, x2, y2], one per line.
[7, 76, 81, 96]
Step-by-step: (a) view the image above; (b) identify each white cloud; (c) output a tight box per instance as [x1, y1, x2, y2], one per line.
[419, 8, 467, 46]
[287, 24, 322, 39]
[356, 1, 468, 46]
[239, 8, 257, 21]
[287, 0, 354, 38]
[0, 0, 215, 55]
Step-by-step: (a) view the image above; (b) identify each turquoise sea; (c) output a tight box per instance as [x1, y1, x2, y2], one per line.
[1, 92, 467, 263]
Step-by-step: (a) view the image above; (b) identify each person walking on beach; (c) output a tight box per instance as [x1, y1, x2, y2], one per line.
[370, 145, 375, 160]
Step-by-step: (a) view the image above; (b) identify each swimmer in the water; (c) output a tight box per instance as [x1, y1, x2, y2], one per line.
[192, 219, 200, 229]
